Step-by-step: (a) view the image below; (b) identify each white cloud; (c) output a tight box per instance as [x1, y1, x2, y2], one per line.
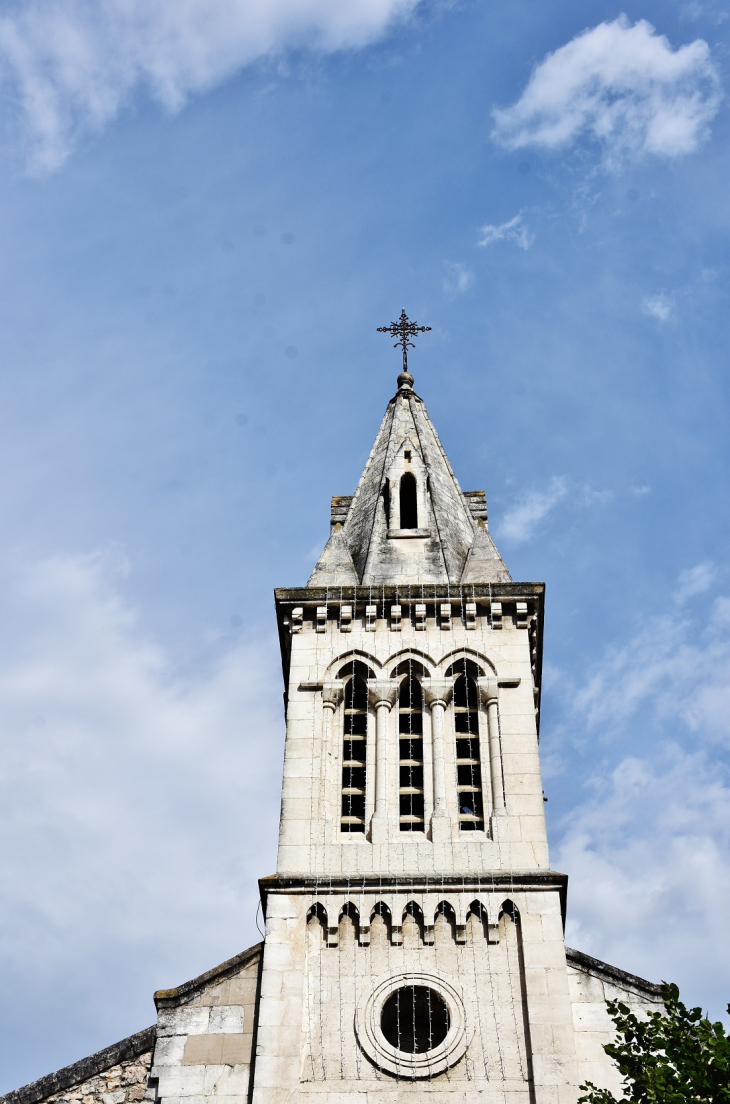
[571, 588, 730, 744]
[675, 561, 717, 603]
[642, 291, 675, 321]
[477, 213, 533, 250]
[0, 549, 283, 1043]
[443, 261, 474, 295]
[556, 750, 730, 1018]
[499, 476, 568, 543]
[491, 16, 722, 168]
[0, 0, 419, 172]
[554, 578, 730, 1014]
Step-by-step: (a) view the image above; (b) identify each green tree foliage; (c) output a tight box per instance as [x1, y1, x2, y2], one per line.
[579, 982, 730, 1104]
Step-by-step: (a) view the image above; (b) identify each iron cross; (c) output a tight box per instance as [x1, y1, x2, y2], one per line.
[377, 309, 431, 373]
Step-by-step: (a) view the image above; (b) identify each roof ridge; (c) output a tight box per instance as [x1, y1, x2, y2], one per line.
[153, 941, 262, 1008]
[566, 946, 662, 999]
[0, 1026, 156, 1104]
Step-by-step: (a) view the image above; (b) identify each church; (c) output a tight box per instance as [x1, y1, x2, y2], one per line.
[2, 318, 663, 1104]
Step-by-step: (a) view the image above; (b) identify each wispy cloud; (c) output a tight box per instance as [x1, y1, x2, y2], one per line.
[557, 749, 730, 1017]
[0, 0, 419, 172]
[642, 291, 675, 321]
[491, 16, 722, 169]
[443, 261, 474, 295]
[477, 213, 533, 250]
[0, 549, 282, 1040]
[675, 561, 717, 604]
[554, 575, 730, 1013]
[499, 476, 568, 542]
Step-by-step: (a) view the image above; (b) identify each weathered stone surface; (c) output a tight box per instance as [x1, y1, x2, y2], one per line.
[0, 1030, 154, 1104]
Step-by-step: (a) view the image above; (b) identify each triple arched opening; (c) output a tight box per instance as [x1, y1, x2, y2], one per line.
[337, 654, 493, 835]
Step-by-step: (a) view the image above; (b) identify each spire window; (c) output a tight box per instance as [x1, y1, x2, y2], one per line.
[399, 472, 418, 529]
[398, 671, 424, 831]
[341, 667, 368, 833]
[453, 671, 484, 831]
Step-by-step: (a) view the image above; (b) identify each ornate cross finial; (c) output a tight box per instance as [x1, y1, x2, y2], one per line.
[377, 309, 431, 385]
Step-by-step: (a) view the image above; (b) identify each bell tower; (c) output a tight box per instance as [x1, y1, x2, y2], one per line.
[253, 329, 579, 1104]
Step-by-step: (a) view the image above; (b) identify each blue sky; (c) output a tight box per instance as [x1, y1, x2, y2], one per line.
[1, 0, 729, 1091]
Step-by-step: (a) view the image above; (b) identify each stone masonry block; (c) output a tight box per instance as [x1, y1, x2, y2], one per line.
[153, 1036, 188, 1066]
[209, 1006, 245, 1033]
[183, 1034, 252, 1065]
[157, 1007, 211, 1037]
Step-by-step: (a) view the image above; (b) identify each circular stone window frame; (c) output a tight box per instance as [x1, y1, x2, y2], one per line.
[355, 971, 469, 1079]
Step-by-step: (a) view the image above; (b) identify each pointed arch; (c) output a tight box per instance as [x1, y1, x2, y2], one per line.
[306, 902, 328, 946]
[370, 901, 393, 946]
[338, 901, 360, 945]
[387, 650, 434, 677]
[440, 647, 497, 677]
[434, 900, 457, 943]
[402, 900, 425, 945]
[466, 899, 489, 942]
[399, 471, 418, 529]
[453, 662, 485, 831]
[397, 666, 425, 832]
[339, 659, 371, 833]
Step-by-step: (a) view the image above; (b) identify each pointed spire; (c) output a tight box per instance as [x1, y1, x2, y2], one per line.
[307, 366, 511, 587]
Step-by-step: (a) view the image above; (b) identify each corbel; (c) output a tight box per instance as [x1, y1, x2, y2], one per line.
[465, 601, 477, 630]
[415, 602, 427, 630]
[440, 602, 452, 630]
[390, 603, 402, 631]
[515, 601, 529, 629]
[291, 607, 303, 634]
[340, 604, 353, 632]
[316, 606, 327, 633]
[490, 601, 503, 629]
[365, 604, 377, 631]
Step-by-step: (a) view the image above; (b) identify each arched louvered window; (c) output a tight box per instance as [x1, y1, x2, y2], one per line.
[453, 672, 484, 831]
[399, 472, 418, 529]
[341, 668, 368, 833]
[398, 672, 424, 831]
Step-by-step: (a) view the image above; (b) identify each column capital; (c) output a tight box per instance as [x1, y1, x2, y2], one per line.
[367, 678, 399, 710]
[322, 679, 344, 711]
[477, 676, 499, 705]
[422, 678, 454, 708]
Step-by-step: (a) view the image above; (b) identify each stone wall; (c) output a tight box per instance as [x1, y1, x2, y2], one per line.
[39, 1051, 153, 1104]
[0, 1028, 155, 1104]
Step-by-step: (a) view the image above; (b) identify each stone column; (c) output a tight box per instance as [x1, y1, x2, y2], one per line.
[320, 680, 344, 841]
[422, 678, 455, 840]
[367, 678, 399, 843]
[478, 676, 505, 816]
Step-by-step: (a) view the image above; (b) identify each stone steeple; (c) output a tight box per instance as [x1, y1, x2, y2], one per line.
[308, 373, 510, 587]
[2, 342, 666, 1104]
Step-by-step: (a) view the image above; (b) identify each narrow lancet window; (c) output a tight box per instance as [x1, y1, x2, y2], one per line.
[454, 672, 484, 830]
[398, 671, 424, 831]
[341, 671, 367, 832]
[399, 472, 418, 529]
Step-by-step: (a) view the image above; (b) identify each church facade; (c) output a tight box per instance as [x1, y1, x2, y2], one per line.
[2, 360, 662, 1104]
